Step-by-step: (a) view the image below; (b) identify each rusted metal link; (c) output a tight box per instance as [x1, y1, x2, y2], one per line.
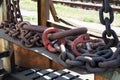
[17, 21, 31, 30]
[22, 25, 47, 33]
[8, 24, 16, 36]
[71, 34, 93, 56]
[19, 24, 48, 47]
[21, 31, 35, 47]
[0, 21, 12, 35]
[32, 33, 43, 47]
[14, 21, 43, 47]
[41, 27, 87, 53]
[20, 24, 49, 47]
[0, 21, 9, 29]
[11, 21, 31, 38]
[42, 27, 66, 53]
[30, 33, 40, 43]
[12, 0, 23, 23]
[48, 27, 87, 40]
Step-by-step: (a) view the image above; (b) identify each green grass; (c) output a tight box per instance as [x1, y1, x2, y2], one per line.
[19, 0, 120, 27]
[54, 4, 120, 27]
[23, 16, 37, 23]
[20, 0, 37, 11]
[54, 4, 99, 23]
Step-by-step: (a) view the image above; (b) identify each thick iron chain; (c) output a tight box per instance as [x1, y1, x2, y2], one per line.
[6, 0, 23, 23]
[99, 0, 118, 47]
[6, 0, 14, 22]
[12, 0, 23, 23]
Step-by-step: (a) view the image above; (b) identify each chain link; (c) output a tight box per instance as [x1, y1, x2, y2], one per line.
[99, 0, 118, 47]
[103, 0, 109, 13]
[6, 0, 14, 23]
[6, 0, 23, 23]
[12, 0, 23, 23]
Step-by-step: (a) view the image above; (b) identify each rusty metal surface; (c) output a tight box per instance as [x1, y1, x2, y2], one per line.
[48, 27, 87, 40]
[37, 0, 49, 26]
[22, 25, 47, 33]
[0, 0, 119, 75]
[0, 29, 90, 74]
[10, 68, 94, 80]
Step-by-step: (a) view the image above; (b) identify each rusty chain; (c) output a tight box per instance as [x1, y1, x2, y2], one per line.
[11, 0, 23, 23]
[99, 0, 119, 48]
[6, 0, 14, 23]
[4, 0, 22, 23]
[0, 0, 120, 73]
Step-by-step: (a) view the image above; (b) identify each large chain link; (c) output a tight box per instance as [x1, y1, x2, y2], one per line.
[99, 0, 119, 48]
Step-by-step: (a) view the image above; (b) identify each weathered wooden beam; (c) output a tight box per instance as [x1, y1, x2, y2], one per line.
[37, 0, 49, 26]
[49, 0, 59, 22]
[14, 44, 50, 69]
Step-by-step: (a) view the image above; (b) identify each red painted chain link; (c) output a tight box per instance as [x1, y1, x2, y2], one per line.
[42, 27, 65, 53]
[71, 34, 93, 56]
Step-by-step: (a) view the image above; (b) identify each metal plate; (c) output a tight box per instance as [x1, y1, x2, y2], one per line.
[11, 68, 94, 80]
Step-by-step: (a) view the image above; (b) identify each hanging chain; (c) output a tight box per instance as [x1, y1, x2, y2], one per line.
[6, 0, 14, 23]
[12, 0, 23, 23]
[99, 0, 119, 48]
[6, 0, 23, 23]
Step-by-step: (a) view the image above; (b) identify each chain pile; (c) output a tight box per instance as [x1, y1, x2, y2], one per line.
[58, 34, 120, 73]
[0, 0, 44, 47]
[57, 0, 120, 73]
[0, 0, 120, 73]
